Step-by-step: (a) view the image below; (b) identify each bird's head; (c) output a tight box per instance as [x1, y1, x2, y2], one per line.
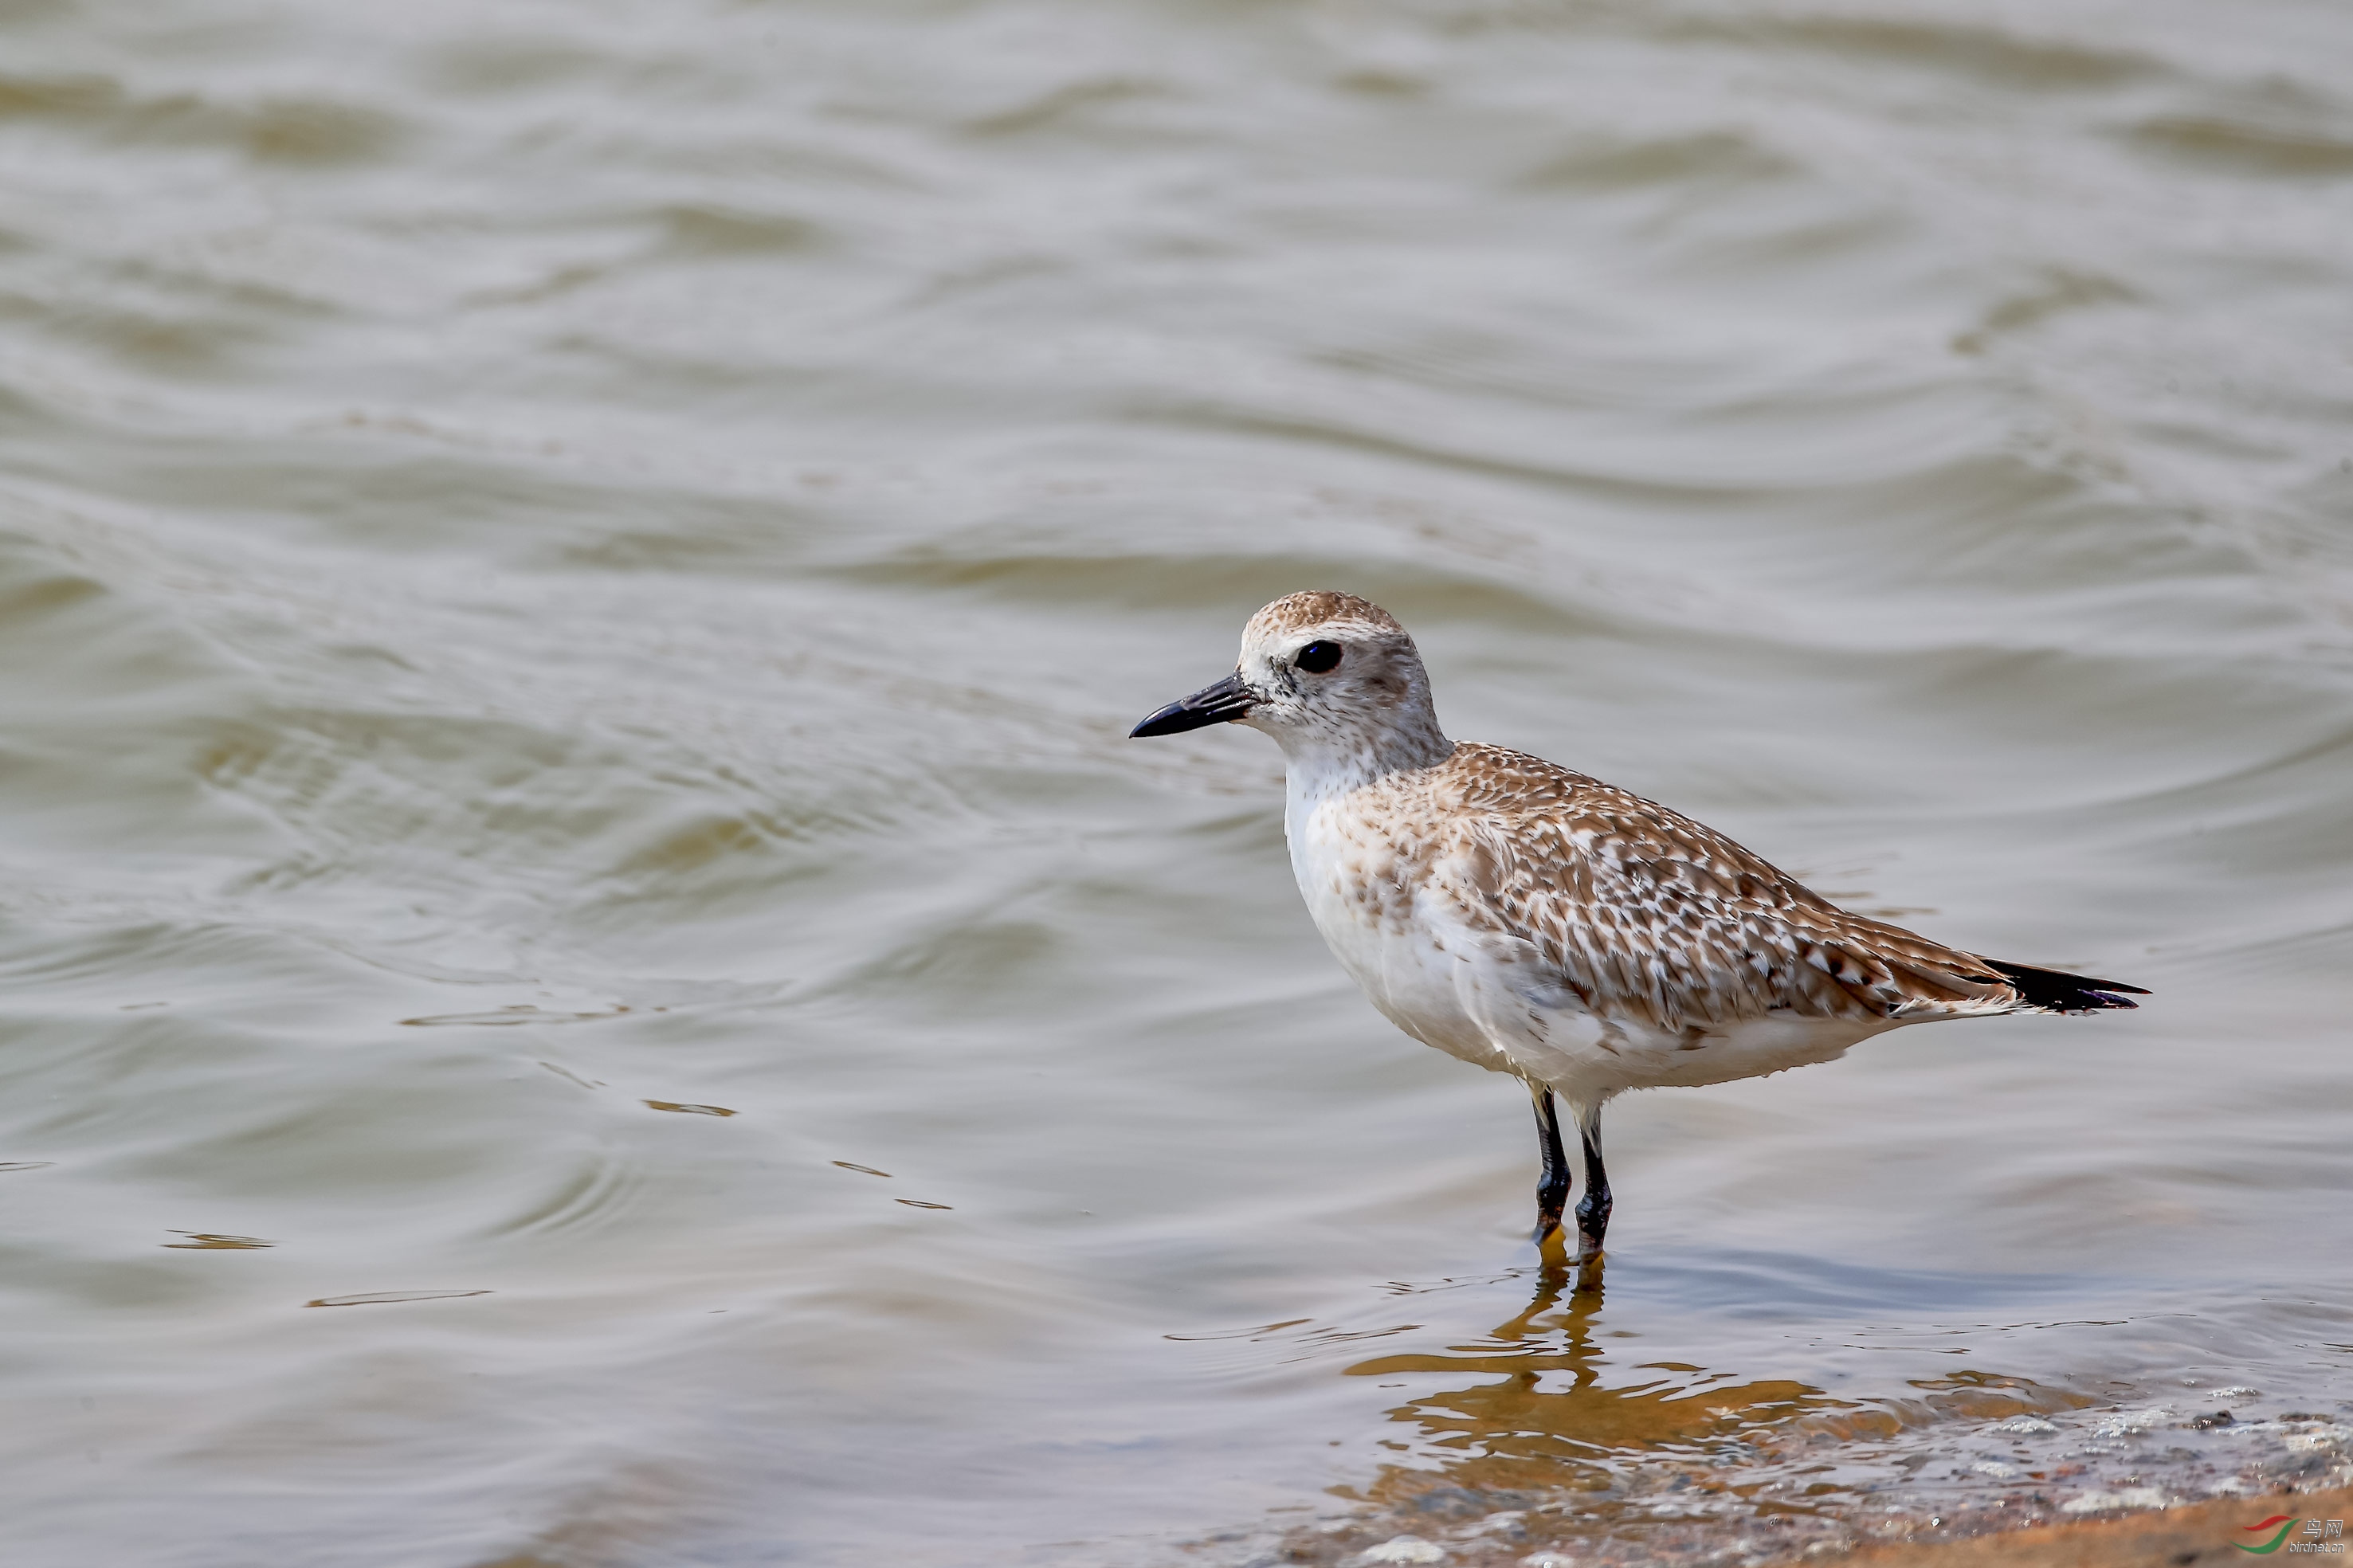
[1130, 591, 1450, 774]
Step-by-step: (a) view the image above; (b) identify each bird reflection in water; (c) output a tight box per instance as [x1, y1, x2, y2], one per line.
[1326, 1260, 2092, 1543]
[1339, 1258, 1841, 1511]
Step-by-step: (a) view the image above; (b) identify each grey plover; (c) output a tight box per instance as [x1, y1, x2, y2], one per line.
[1131, 592, 2143, 1264]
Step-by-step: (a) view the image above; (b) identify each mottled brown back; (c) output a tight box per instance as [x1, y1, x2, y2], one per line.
[1419, 744, 2019, 1033]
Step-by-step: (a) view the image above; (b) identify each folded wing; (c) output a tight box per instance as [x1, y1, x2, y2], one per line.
[1430, 745, 2136, 1034]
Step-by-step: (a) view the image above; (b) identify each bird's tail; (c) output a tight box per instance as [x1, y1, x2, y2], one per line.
[1986, 959, 2147, 1013]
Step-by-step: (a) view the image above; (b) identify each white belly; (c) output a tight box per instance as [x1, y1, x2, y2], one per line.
[1288, 814, 1611, 1087]
[1306, 893, 1538, 1074]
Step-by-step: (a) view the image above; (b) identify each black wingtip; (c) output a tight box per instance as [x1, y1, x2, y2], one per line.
[1986, 959, 2148, 1013]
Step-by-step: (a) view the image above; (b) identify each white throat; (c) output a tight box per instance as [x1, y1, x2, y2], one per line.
[1259, 711, 1454, 843]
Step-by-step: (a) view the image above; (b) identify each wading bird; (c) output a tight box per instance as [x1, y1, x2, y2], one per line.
[1131, 592, 2143, 1269]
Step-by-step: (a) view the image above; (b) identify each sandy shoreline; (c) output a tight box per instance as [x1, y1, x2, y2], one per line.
[1848, 1482, 2353, 1566]
[1215, 1397, 2351, 1568]
[1221, 1481, 2353, 1568]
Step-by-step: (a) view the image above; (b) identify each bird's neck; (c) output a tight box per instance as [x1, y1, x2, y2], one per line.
[1275, 715, 1454, 799]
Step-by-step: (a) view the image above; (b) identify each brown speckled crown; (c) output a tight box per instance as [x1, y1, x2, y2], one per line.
[1245, 591, 1407, 643]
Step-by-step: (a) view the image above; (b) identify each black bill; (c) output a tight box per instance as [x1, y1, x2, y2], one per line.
[1130, 672, 1256, 737]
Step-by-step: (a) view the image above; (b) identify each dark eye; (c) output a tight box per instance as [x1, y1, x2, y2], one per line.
[1295, 641, 1343, 674]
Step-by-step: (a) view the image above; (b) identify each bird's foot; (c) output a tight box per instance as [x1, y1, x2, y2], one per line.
[1571, 1222, 1608, 1292]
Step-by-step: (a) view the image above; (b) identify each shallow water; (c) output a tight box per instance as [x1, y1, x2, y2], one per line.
[2, 0, 2351, 1563]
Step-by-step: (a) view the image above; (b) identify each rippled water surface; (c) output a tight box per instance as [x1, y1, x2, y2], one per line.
[4, 1, 2351, 1563]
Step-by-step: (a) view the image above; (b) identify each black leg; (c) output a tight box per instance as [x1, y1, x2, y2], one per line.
[1528, 1084, 1570, 1245]
[1573, 1103, 1611, 1260]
